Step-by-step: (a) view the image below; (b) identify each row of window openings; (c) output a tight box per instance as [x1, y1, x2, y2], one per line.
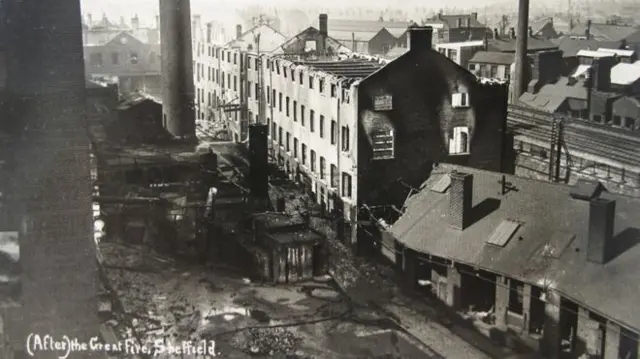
[89, 51, 148, 66]
[270, 130, 353, 198]
[200, 61, 349, 103]
[589, 113, 637, 130]
[468, 63, 508, 80]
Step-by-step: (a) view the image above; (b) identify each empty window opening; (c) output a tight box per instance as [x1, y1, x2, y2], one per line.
[372, 129, 395, 160]
[449, 126, 470, 155]
[508, 279, 524, 315]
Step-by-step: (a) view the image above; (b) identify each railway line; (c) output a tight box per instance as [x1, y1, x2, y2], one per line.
[507, 107, 640, 169]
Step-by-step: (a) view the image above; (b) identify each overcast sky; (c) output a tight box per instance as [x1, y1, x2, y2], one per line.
[80, 0, 510, 21]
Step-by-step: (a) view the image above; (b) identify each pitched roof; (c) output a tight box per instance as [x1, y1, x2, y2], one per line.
[298, 57, 385, 79]
[487, 36, 558, 52]
[271, 26, 352, 55]
[469, 51, 514, 65]
[568, 22, 637, 41]
[390, 164, 640, 331]
[225, 23, 287, 53]
[530, 17, 554, 35]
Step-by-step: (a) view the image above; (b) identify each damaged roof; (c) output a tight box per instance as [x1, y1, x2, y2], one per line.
[390, 164, 640, 331]
[298, 57, 385, 79]
[116, 92, 161, 110]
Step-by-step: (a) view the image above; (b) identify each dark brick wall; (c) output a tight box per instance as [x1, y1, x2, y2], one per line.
[357, 48, 507, 206]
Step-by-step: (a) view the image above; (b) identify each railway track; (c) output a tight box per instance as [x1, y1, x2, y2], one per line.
[507, 108, 640, 168]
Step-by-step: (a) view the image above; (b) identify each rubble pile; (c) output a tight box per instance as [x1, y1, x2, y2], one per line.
[231, 327, 302, 356]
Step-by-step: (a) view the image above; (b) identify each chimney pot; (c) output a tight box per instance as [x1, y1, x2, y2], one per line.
[236, 24, 242, 40]
[587, 198, 616, 264]
[449, 172, 473, 230]
[408, 26, 433, 52]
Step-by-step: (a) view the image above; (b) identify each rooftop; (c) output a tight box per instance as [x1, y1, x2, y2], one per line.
[568, 22, 637, 41]
[297, 57, 386, 79]
[487, 36, 558, 53]
[435, 40, 485, 49]
[576, 49, 616, 58]
[468, 51, 515, 65]
[551, 37, 620, 58]
[224, 23, 287, 53]
[389, 164, 640, 331]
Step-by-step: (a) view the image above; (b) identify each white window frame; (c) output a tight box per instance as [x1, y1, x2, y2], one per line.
[452, 92, 470, 108]
[449, 126, 470, 155]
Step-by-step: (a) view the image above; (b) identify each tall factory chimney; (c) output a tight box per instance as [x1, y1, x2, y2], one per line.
[2, 0, 100, 350]
[159, 0, 196, 139]
[318, 14, 328, 56]
[512, 0, 530, 103]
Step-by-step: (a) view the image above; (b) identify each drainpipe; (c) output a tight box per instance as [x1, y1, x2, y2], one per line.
[350, 80, 360, 254]
[336, 78, 345, 212]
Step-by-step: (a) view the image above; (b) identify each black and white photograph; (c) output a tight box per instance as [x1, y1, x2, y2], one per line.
[0, 0, 639, 358]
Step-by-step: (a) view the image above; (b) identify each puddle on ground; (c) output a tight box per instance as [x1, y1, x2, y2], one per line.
[202, 307, 271, 324]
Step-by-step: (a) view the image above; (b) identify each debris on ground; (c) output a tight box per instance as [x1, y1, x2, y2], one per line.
[231, 327, 303, 356]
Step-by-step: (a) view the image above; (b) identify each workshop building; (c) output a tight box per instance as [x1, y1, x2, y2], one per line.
[386, 164, 640, 359]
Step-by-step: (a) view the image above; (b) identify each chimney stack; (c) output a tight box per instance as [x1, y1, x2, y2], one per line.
[493, 28, 499, 39]
[589, 57, 615, 92]
[249, 124, 269, 199]
[512, 0, 530, 103]
[318, 14, 328, 55]
[160, 0, 196, 139]
[236, 24, 242, 39]
[587, 198, 616, 264]
[509, 27, 516, 39]
[585, 20, 592, 39]
[449, 172, 473, 230]
[471, 12, 478, 20]
[528, 26, 533, 37]
[206, 23, 212, 43]
[87, 13, 93, 27]
[155, 15, 159, 29]
[408, 26, 433, 52]
[131, 15, 139, 30]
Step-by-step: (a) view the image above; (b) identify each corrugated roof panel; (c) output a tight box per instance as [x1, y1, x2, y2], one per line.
[486, 219, 521, 247]
[430, 174, 451, 193]
[540, 231, 576, 259]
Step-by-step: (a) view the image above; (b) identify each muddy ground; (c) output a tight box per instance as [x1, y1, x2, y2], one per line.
[99, 240, 427, 359]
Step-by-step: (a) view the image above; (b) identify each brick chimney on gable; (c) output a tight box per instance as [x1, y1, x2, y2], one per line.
[408, 26, 433, 52]
[449, 172, 473, 230]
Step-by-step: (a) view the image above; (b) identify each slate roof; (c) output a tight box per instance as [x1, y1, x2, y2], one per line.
[469, 51, 514, 65]
[552, 37, 621, 57]
[298, 58, 385, 79]
[487, 36, 558, 52]
[389, 164, 640, 331]
[568, 22, 637, 41]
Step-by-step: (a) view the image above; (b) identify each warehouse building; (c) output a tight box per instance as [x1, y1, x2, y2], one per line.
[194, 24, 509, 252]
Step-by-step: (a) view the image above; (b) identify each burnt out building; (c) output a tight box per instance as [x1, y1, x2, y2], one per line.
[357, 26, 508, 210]
[386, 164, 640, 359]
